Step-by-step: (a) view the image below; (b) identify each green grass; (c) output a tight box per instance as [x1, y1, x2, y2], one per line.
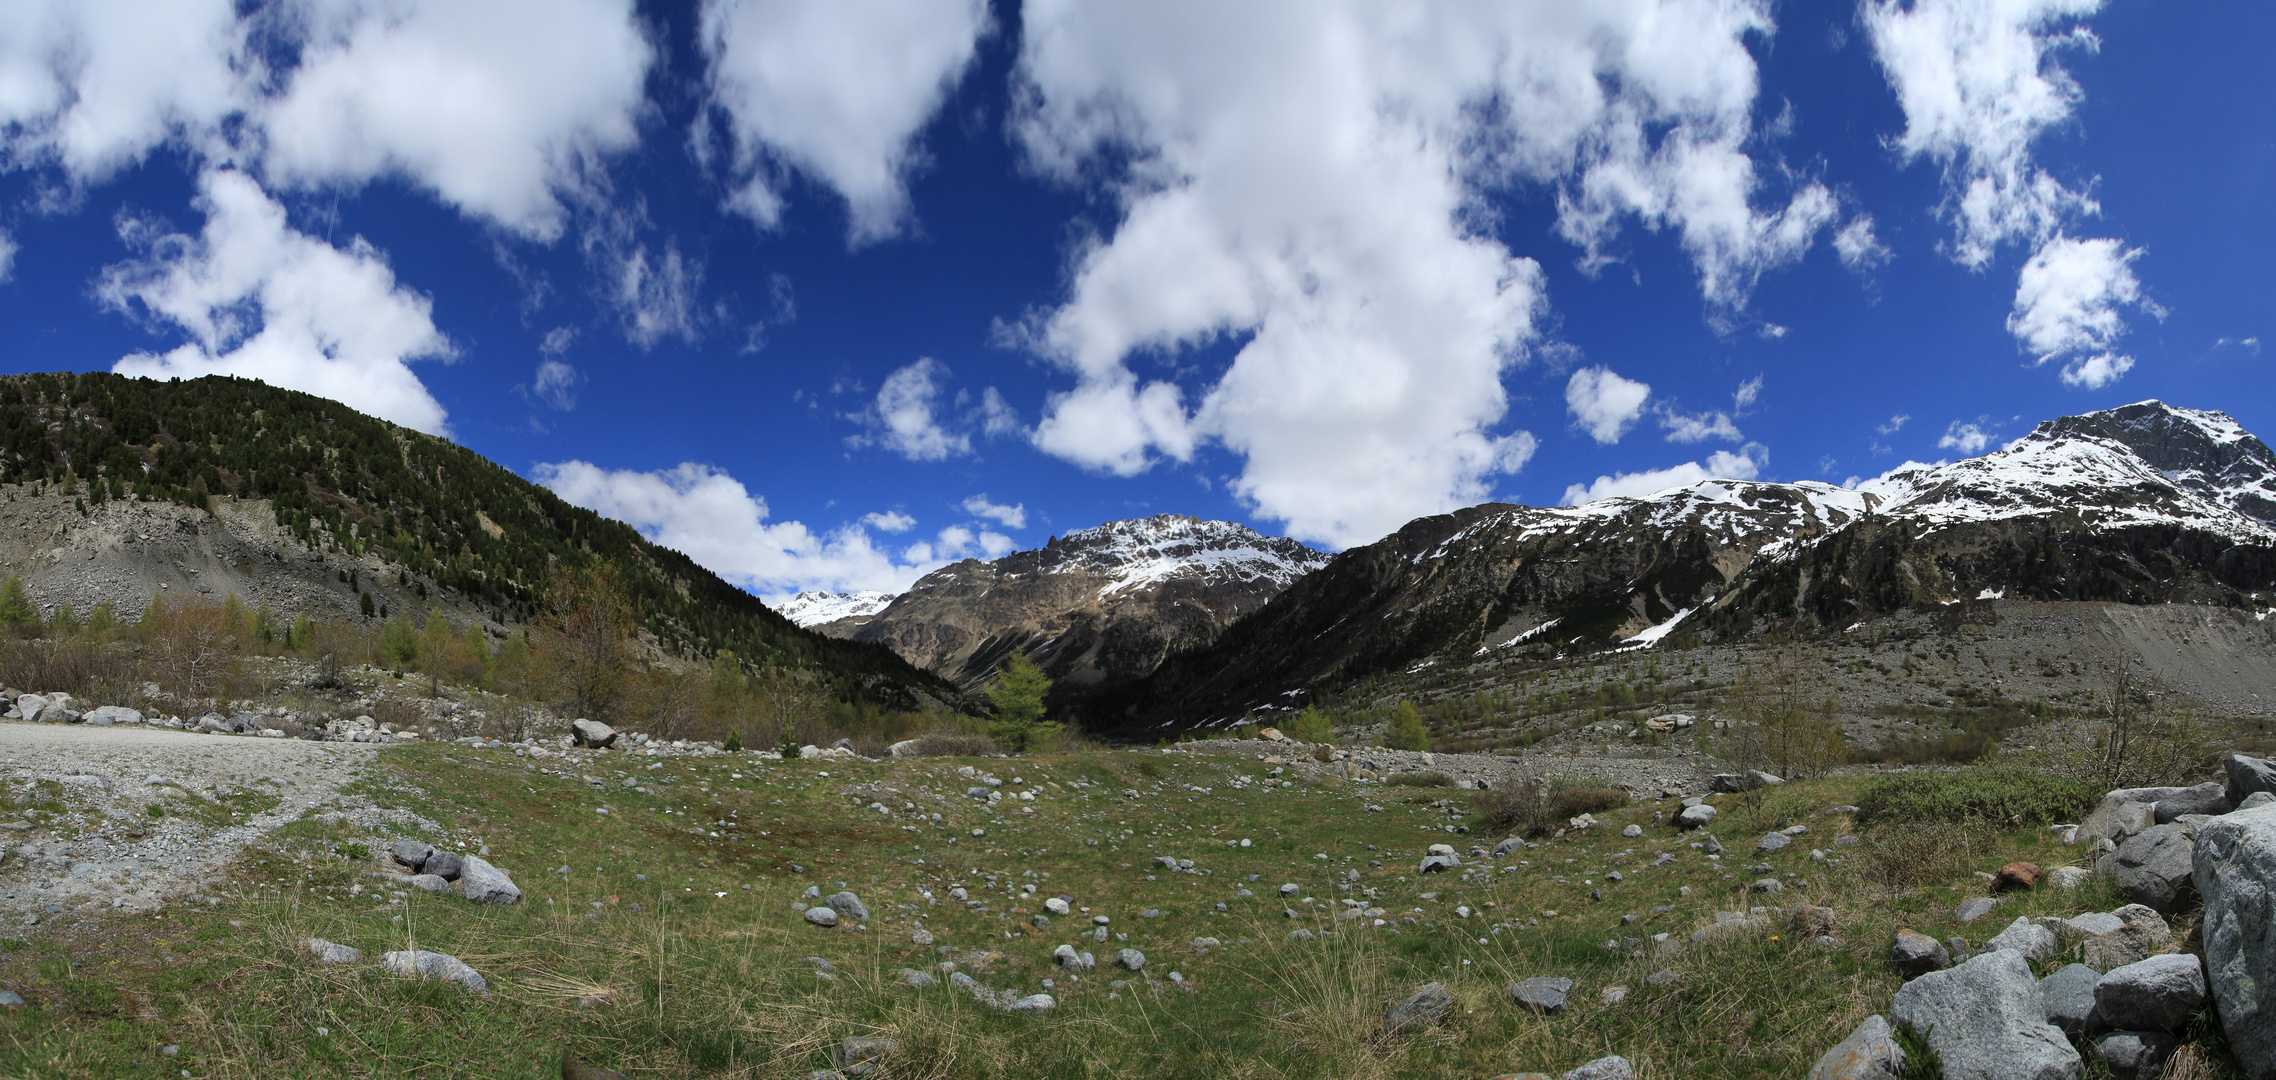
[0, 744, 2230, 1078]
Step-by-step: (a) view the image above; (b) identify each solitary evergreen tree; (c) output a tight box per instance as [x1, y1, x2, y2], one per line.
[987, 652, 1059, 753]
[0, 576, 35, 628]
[1381, 701, 1430, 752]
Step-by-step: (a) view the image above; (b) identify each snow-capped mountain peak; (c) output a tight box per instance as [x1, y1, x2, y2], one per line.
[774, 590, 896, 628]
[1045, 514, 1331, 599]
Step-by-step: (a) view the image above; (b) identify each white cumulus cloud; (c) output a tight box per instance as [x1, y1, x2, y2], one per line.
[1864, 0, 2105, 267]
[698, 0, 990, 243]
[258, 0, 655, 239]
[1833, 215, 1892, 271]
[98, 168, 454, 434]
[1659, 408, 1743, 445]
[1561, 444, 1768, 505]
[849, 357, 969, 461]
[0, 0, 245, 182]
[1566, 367, 1653, 444]
[1938, 420, 1994, 454]
[1010, 1, 1825, 549]
[533, 459, 946, 599]
[2007, 235, 2160, 389]
[532, 359, 580, 411]
[862, 510, 916, 533]
[960, 494, 1026, 530]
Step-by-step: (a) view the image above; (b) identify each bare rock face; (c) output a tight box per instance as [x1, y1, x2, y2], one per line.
[826, 516, 1327, 700]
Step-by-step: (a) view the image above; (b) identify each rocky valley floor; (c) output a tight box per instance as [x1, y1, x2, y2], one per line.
[4, 714, 2269, 1078]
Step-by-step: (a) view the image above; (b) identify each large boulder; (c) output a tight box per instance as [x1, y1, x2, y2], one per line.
[825, 891, 869, 921]
[2078, 790, 2176, 848]
[390, 840, 435, 871]
[1378, 982, 1454, 1037]
[83, 705, 142, 726]
[422, 851, 465, 881]
[2153, 782, 2231, 823]
[1887, 930, 1948, 978]
[2094, 1031, 2178, 1080]
[570, 719, 617, 748]
[1676, 804, 1717, 829]
[1985, 917, 2062, 963]
[2094, 954, 2206, 1032]
[1889, 950, 2081, 1080]
[2193, 801, 2276, 1080]
[1808, 1014, 1907, 1080]
[458, 854, 521, 904]
[2081, 908, 2174, 972]
[2036, 963, 2103, 1036]
[2224, 754, 2276, 807]
[2098, 824, 2196, 913]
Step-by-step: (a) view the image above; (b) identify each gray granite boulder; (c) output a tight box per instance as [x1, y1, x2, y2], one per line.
[2099, 824, 2196, 912]
[2036, 963, 2103, 1036]
[2193, 801, 2276, 1080]
[382, 949, 489, 996]
[826, 891, 868, 921]
[305, 937, 361, 964]
[1560, 1057, 1634, 1080]
[1510, 976, 1573, 1014]
[804, 906, 840, 927]
[1888, 929, 1948, 978]
[2094, 1031, 2178, 1080]
[2094, 953, 2205, 1032]
[570, 719, 617, 748]
[1677, 804, 1717, 829]
[1808, 1014, 1907, 1080]
[2078, 791, 2170, 848]
[1378, 981, 1453, 1036]
[2153, 782, 2231, 823]
[390, 840, 434, 871]
[1890, 950, 2081, 1080]
[2225, 753, 2276, 807]
[457, 854, 521, 904]
[1985, 916, 2062, 962]
[421, 851, 464, 881]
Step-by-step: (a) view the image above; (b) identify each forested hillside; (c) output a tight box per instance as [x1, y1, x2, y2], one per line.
[0, 371, 956, 707]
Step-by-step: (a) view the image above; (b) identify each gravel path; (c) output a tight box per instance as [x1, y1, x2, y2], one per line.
[0, 720, 380, 925]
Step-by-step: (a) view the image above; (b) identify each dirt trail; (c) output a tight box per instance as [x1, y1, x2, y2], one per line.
[0, 721, 379, 925]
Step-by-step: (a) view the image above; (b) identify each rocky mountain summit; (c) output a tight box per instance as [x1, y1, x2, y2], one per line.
[813, 515, 1328, 700]
[774, 590, 897, 634]
[1118, 401, 2276, 728]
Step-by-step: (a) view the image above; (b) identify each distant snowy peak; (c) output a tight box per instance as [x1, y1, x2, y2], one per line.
[775, 590, 896, 628]
[1870, 401, 2276, 544]
[1046, 515, 1332, 598]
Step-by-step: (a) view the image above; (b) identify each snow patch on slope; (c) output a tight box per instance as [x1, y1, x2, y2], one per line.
[774, 590, 896, 627]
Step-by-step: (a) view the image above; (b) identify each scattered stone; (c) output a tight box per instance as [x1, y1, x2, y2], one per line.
[1493, 835, 1526, 857]
[1560, 1056, 1634, 1080]
[382, 950, 489, 997]
[1113, 948, 1145, 971]
[305, 938, 361, 964]
[1993, 862, 2041, 891]
[2094, 1031, 2178, 1080]
[404, 874, 450, 894]
[1757, 832, 1792, 853]
[1621, 824, 1642, 838]
[1949, 896, 1997, 924]
[0, 991, 20, 1008]
[804, 907, 840, 927]
[1701, 835, 1723, 855]
[1890, 950, 2080, 1080]
[897, 968, 936, 987]
[1420, 853, 1460, 873]
[2195, 801, 2276, 1080]
[2049, 866, 2090, 890]
[1676, 804, 1717, 830]
[1790, 905, 1838, 939]
[1599, 985, 1628, 1006]
[1379, 982, 1454, 1037]
[1888, 930, 1948, 979]
[1007, 994, 1055, 1013]
[1643, 970, 1680, 987]
[1751, 878, 1782, 895]
[834, 1037, 898, 1077]
[1808, 1014, 1906, 1080]
[826, 891, 869, 921]
[390, 840, 435, 871]
[2082, 908, 2174, 972]
[2099, 824, 2196, 913]
[423, 851, 465, 881]
[1509, 977, 1573, 1014]
[2094, 953, 2207, 1032]
[458, 854, 521, 904]
[1044, 897, 1071, 915]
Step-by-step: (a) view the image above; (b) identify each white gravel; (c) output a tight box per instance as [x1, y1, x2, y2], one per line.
[0, 720, 379, 924]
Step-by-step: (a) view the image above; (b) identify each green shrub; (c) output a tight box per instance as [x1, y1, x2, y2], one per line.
[722, 730, 743, 753]
[1280, 705, 1333, 743]
[1853, 764, 2099, 828]
[1385, 770, 1454, 787]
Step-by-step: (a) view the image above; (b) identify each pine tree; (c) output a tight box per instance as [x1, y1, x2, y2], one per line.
[986, 652, 1058, 753]
[0, 576, 34, 627]
[1381, 701, 1430, 752]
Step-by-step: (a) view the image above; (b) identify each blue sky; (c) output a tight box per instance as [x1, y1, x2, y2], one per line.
[0, 0, 2269, 602]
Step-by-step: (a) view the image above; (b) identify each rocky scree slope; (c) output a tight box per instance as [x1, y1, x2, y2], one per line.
[800, 516, 1327, 703]
[0, 372, 954, 708]
[1115, 402, 2276, 729]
